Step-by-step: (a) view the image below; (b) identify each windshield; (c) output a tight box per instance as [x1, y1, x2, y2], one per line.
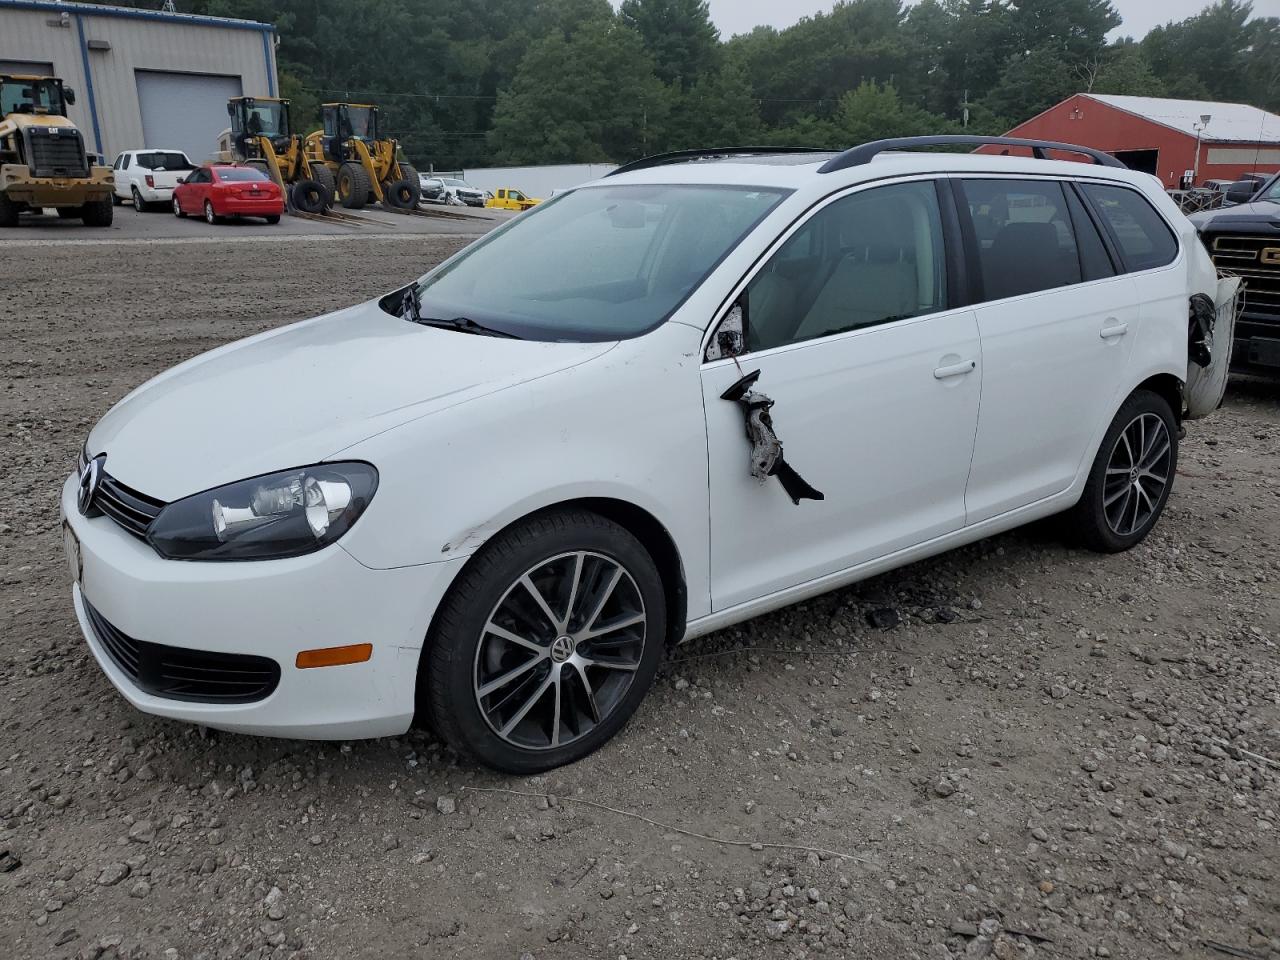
[347, 106, 376, 140]
[243, 104, 286, 137]
[409, 183, 789, 341]
[1263, 177, 1280, 202]
[136, 151, 193, 171]
[445, 178, 470, 187]
[1, 77, 64, 116]
[215, 168, 270, 182]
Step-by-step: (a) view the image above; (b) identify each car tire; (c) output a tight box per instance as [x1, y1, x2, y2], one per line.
[172, 196, 185, 218]
[0, 193, 17, 227]
[132, 187, 148, 212]
[422, 509, 666, 773]
[1069, 389, 1178, 553]
[204, 200, 221, 225]
[80, 197, 113, 227]
[111, 192, 123, 206]
[264, 214, 281, 224]
[337, 162, 370, 209]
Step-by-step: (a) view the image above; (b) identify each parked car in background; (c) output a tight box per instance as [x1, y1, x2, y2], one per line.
[112, 149, 197, 211]
[1190, 170, 1280, 375]
[171, 164, 283, 224]
[486, 187, 541, 211]
[419, 175, 485, 207]
[64, 137, 1230, 773]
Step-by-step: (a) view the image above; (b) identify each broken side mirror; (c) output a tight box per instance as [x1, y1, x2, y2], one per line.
[706, 300, 747, 361]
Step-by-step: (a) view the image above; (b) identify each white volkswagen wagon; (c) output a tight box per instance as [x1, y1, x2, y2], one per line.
[63, 137, 1230, 772]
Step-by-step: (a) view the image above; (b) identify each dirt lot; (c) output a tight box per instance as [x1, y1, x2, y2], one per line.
[1, 236, 1278, 960]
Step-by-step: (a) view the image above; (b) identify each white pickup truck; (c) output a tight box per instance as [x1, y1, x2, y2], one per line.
[111, 149, 197, 211]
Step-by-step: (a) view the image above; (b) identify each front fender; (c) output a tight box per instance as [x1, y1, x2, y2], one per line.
[335, 321, 713, 619]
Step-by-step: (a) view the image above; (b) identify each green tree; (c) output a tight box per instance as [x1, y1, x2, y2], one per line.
[662, 62, 763, 149]
[619, 0, 721, 90]
[1142, 0, 1257, 103]
[982, 47, 1080, 123]
[489, 17, 669, 163]
[1090, 41, 1164, 97]
[831, 81, 951, 143]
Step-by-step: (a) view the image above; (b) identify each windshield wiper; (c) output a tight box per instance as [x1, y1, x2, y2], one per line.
[393, 282, 520, 338]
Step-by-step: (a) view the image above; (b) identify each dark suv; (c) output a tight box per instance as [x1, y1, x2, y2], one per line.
[1190, 172, 1280, 375]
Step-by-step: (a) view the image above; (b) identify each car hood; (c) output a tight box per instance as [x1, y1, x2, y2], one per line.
[1189, 200, 1280, 231]
[88, 300, 615, 501]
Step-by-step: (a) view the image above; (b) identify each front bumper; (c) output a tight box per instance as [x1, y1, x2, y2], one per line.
[61, 473, 464, 739]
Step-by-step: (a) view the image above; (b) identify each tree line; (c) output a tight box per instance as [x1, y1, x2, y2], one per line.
[85, 0, 1280, 169]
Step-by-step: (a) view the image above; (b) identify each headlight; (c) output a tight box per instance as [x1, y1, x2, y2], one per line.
[148, 462, 378, 561]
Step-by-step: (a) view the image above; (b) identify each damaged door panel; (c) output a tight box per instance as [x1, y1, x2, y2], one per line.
[700, 308, 982, 610]
[720, 369, 824, 504]
[1185, 276, 1242, 419]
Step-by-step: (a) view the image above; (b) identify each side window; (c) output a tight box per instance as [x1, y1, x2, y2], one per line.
[1081, 183, 1178, 272]
[744, 180, 948, 352]
[122, 154, 131, 170]
[112, 153, 123, 170]
[1064, 187, 1116, 281]
[960, 179, 1082, 301]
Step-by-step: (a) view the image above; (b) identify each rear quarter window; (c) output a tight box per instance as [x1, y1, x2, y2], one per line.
[1081, 183, 1178, 272]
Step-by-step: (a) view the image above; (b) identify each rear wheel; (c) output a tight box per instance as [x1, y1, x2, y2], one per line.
[422, 509, 665, 773]
[80, 197, 113, 227]
[204, 200, 221, 225]
[264, 214, 281, 224]
[1069, 389, 1177, 552]
[111, 192, 123, 206]
[337, 162, 370, 209]
[131, 186, 148, 212]
[0, 193, 19, 227]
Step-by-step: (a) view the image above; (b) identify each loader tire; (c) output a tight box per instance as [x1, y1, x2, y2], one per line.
[310, 164, 336, 207]
[0, 192, 19, 227]
[291, 179, 328, 214]
[337, 162, 370, 209]
[397, 162, 420, 197]
[80, 197, 114, 227]
[383, 178, 418, 209]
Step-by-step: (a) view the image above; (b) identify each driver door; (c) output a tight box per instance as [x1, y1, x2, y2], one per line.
[701, 179, 982, 610]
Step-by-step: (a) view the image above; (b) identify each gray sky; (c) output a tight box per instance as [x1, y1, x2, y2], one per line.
[693, 0, 1280, 40]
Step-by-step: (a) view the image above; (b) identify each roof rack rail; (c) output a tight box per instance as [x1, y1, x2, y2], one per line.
[818, 136, 1127, 174]
[608, 146, 833, 178]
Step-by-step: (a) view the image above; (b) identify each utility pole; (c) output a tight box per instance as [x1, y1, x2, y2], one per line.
[1192, 113, 1211, 186]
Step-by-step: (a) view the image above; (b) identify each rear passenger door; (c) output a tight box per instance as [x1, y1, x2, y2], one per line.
[957, 177, 1138, 524]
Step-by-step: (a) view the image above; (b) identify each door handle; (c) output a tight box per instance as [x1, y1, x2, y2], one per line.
[934, 359, 977, 379]
[1100, 319, 1129, 339]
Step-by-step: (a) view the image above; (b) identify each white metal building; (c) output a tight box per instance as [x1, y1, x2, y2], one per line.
[460, 163, 620, 197]
[0, 0, 277, 163]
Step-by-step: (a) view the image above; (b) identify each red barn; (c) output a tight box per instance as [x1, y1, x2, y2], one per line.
[994, 93, 1280, 189]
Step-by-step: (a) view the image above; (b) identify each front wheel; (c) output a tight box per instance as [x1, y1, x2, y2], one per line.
[422, 510, 666, 773]
[172, 196, 185, 218]
[1069, 389, 1178, 552]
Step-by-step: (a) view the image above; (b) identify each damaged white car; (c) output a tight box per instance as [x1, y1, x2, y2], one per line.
[63, 137, 1237, 772]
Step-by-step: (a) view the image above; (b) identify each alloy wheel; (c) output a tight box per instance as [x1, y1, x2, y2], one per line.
[473, 551, 646, 751]
[204, 201, 215, 224]
[1103, 412, 1171, 536]
[132, 188, 144, 210]
[172, 196, 182, 217]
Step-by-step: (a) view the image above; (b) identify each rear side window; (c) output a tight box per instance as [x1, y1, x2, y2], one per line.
[960, 179, 1082, 300]
[1064, 188, 1116, 281]
[1081, 184, 1178, 271]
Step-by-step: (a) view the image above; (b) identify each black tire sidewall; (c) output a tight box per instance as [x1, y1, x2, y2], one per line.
[1078, 389, 1178, 552]
[426, 511, 666, 774]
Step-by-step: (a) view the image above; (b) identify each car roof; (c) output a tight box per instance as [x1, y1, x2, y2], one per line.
[599, 148, 1157, 195]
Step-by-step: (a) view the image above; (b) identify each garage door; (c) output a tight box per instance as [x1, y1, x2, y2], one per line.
[135, 70, 242, 162]
[0, 60, 55, 76]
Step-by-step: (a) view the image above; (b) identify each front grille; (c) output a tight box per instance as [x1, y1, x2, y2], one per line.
[1208, 234, 1280, 322]
[93, 472, 165, 541]
[83, 599, 281, 703]
[24, 127, 89, 178]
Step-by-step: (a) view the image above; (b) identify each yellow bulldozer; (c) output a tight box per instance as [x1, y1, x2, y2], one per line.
[0, 73, 114, 227]
[216, 95, 334, 212]
[302, 102, 419, 209]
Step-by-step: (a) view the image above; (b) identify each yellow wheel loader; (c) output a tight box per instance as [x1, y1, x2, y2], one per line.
[0, 74, 114, 227]
[302, 102, 419, 210]
[216, 96, 334, 212]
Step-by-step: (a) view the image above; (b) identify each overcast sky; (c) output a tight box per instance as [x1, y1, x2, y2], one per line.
[691, 0, 1280, 40]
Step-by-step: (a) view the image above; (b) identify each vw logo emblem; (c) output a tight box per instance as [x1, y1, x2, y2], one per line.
[550, 635, 575, 663]
[77, 455, 105, 516]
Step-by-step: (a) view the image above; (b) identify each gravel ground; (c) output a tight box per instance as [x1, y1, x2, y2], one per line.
[1, 237, 1278, 960]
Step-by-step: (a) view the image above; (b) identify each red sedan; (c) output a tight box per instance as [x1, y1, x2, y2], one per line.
[172, 164, 284, 225]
